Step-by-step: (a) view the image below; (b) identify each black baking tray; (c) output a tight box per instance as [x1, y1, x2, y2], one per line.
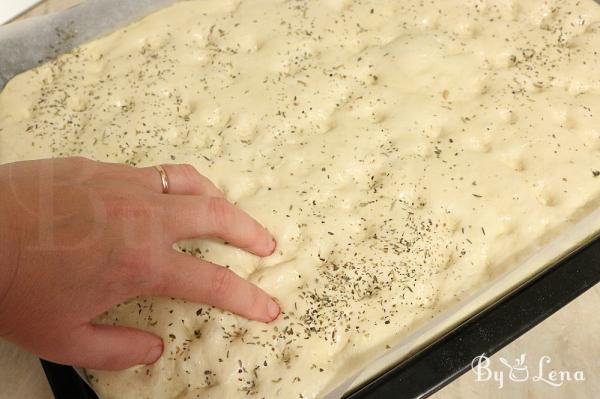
[41, 236, 600, 399]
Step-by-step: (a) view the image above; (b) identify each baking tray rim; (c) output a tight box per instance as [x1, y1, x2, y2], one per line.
[342, 219, 600, 397]
[336, 204, 600, 396]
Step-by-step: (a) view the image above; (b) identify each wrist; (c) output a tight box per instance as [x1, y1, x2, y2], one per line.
[0, 172, 20, 335]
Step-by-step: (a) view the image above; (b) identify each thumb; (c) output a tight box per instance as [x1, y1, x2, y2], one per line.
[66, 324, 163, 370]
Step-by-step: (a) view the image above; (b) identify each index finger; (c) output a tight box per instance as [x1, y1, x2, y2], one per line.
[151, 252, 281, 323]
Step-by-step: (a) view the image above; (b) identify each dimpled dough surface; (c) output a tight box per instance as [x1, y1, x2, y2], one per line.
[1, 0, 600, 398]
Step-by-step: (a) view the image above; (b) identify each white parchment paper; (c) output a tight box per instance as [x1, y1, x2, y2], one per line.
[1, 2, 600, 398]
[0, 0, 174, 90]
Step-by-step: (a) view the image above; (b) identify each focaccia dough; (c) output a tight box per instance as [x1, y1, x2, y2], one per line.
[1, 0, 600, 398]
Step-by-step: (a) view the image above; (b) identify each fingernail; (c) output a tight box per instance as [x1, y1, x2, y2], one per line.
[269, 237, 277, 255]
[144, 343, 163, 365]
[267, 298, 280, 320]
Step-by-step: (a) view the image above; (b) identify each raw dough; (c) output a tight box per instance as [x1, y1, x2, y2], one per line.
[1, 0, 600, 398]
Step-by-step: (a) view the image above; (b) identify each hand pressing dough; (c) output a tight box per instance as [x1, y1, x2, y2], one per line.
[1, 0, 600, 398]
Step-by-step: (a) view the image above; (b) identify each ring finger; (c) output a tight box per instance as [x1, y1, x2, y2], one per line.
[137, 163, 224, 197]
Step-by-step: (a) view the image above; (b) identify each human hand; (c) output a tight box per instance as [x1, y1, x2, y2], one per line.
[0, 157, 279, 370]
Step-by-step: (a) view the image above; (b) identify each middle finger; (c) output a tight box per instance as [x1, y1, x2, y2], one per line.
[159, 194, 276, 257]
